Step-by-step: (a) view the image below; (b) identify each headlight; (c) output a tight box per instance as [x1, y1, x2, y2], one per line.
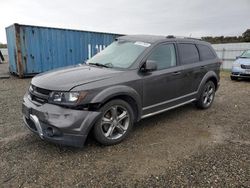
[49, 91, 87, 104]
[232, 62, 241, 68]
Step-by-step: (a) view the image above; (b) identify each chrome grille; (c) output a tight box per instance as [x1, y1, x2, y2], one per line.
[241, 64, 250, 69]
[29, 85, 50, 104]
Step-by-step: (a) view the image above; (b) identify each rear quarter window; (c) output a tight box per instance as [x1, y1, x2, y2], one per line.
[197, 44, 216, 61]
[178, 43, 199, 65]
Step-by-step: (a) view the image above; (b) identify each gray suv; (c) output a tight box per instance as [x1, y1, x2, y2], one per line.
[22, 35, 221, 147]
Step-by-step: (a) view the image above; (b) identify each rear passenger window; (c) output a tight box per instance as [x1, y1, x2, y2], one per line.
[197, 44, 216, 60]
[147, 44, 176, 70]
[178, 43, 199, 65]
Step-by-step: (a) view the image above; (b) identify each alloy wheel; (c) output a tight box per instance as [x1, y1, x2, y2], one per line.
[203, 84, 214, 107]
[101, 105, 130, 140]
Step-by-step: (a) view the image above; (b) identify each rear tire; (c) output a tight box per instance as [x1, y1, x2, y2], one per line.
[196, 81, 215, 109]
[230, 76, 238, 81]
[93, 99, 134, 146]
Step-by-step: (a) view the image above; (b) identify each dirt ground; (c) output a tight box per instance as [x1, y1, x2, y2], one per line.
[0, 71, 249, 187]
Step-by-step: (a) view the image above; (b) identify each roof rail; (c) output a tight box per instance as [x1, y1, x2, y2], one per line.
[184, 37, 201, 41]
[166, 35, 201, 40]
[166, 35, 175, 38]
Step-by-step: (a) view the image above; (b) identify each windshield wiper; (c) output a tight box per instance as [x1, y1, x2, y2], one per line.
[88, 63, 110, 68]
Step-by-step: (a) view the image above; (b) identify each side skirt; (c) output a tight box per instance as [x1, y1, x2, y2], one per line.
[141, 99, 196, 119]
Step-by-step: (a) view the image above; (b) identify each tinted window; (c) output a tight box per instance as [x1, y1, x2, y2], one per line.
[197, 44, 216, 60]
[178, 43, 199, 64]
[147, 44, 176, 70]
[241, 49, 250, 58]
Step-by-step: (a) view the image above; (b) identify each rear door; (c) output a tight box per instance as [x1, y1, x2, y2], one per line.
[194, 44, 218, 90]
[176, 42, 201, 95]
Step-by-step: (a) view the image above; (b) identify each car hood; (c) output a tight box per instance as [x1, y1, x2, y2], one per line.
[235, 58, 250, 65]
[31, 64, 123, 91]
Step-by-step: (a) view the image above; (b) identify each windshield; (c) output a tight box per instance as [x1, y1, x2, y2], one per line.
[87, 41, 149, 68]
[241, 50, 250, 58]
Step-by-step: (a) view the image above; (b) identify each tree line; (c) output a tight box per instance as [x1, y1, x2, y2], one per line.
[0, 43, 7, 48]
[201, 29, 250, 44]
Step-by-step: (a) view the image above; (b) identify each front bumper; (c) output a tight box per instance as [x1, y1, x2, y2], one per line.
[22, 93, 101, 147]
[231, 72, 250, 78]
[231, 66, 250, 78]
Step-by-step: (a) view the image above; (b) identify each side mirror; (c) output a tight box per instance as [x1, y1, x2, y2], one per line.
[142, 60, 157, 72]
[236, 56, 240, 59]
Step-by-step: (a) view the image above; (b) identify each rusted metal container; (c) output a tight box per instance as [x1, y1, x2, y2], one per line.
[6, 23, 121, 77]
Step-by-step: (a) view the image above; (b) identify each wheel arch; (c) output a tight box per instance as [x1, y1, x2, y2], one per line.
[90, 85, 142, 122]
[198, 71, 219, 95]
[207, 76, 218, 90]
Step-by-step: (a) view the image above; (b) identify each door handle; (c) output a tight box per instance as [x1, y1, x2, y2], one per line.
[172, 71, 181, 75]
[200, 65, 206, 69]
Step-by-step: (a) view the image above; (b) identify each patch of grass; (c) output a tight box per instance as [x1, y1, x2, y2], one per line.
[220, 70, 230, 78]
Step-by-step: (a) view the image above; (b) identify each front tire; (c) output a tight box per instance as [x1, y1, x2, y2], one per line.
[230, 76, 238, 81]
[93, 99, 134, 146]
[196, 81, 216, 109]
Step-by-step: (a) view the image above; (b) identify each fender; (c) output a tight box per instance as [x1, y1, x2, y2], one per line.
[90, 85, 142, 121]
[197, 71, 219, 96]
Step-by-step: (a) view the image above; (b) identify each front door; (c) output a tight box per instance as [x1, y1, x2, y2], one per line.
[141, 43, 184, 116]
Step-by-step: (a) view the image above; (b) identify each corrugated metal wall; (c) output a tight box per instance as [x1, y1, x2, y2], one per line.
[6, 25, 17, 72]
[6, 24, 121, 77]
[212, 43, 250, 70]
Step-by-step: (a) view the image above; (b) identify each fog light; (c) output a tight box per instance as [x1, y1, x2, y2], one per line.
[46, 127, 54, 137]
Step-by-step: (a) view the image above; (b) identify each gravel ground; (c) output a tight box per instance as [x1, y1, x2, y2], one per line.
[0, 71, 249, 187]
[0, 62, 10, 79]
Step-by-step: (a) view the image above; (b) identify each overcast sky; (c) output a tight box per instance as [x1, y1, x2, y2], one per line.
[0, 0, 250, 43]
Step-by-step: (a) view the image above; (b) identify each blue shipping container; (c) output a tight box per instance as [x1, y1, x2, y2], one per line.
[6, 23, 121, 77]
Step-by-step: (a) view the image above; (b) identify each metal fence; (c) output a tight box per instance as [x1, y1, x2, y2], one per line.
[0, 48, 8, 62]
[212, 43, 250, 70]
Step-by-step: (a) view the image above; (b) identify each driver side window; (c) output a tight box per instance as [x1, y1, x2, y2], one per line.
[147, 44, 176, 70]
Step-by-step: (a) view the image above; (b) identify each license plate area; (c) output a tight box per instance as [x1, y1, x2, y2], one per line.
[245, 69, 250, 74]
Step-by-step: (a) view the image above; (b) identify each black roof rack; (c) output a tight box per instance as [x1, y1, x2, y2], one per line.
[166, 35, 175, 38]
